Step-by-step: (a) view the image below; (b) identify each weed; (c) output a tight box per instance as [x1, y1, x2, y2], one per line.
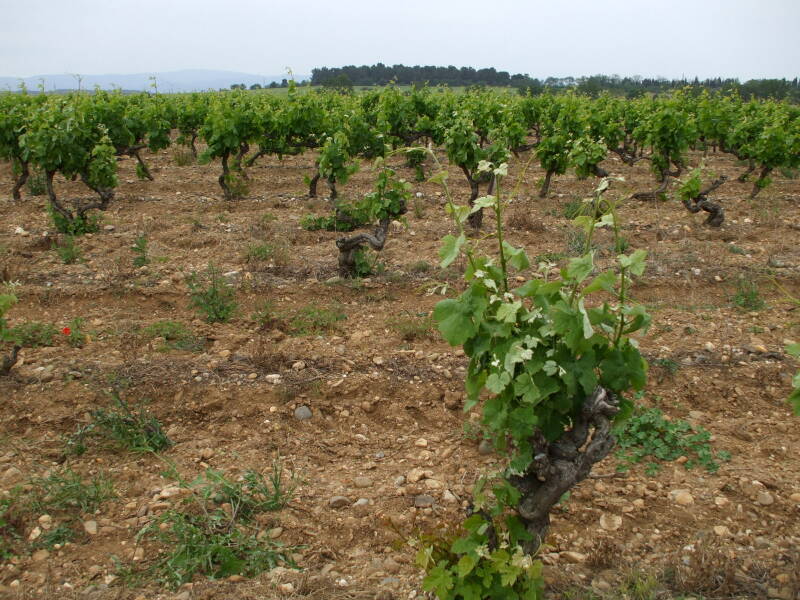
[136, 463, 296, 588]
[614, 407, 730, 474]
[53, 236, 82, 264]
[614, 236, 630, 253]
[565, 229, 588, 256]
[10, 321, 57, 347]
[65, 317, 87, 348]
[66, 391, 172, 455]
[653, 358, 680, 376]
[28, 468, 115, 514]
[562, 200, 584, 219]
[131, 235, 150, 267]
[32, 523, 74, 550]
[250, 301, 281, 330]
[47, 205, 99, 236]
[728, 244, 747, 255]
[223, 171, 249, 199]
[409, 260, 431, 274]
[143, 320, 204, 351]
[186, 265, 238, 323]
[352, 247, 383, 277]
[172, 147, 195, 166]
[287, 304, 346, 336]
[244, 242, 289, 266]
[732, 277, 766, 311]
[26, 169, 46, 196]
[534, 251, 566, 264]
[387, 312, 437, 341]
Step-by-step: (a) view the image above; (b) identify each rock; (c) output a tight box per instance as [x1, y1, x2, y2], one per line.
[133, 547, 144, 561]
[632, 499, 645, 509]
[265, 374, 282, 384]
[442, 490, 458, 503]
[277, 583, 294, 595]
[443, 391, 461, 410]
[383, 557, 401, 574]
[407, 468, 426, 483]
[713, 525, 732, 537]
[560, 551, 587, 563]
[670, 489, 694, 506]
[199, 448, 214, 460]
[414, 495, 435, 508]
[268, 527, 283, 539]
[291, 361, 306, 370]
[31, 549, 49, 562]
[478, 439, 493, 455]
[37, 514, 53, 530]
[755, 491, 774, 506]
[294, 406, 312, 421]
[372, 356, 384, 365]
[28, 526, 42, 541]
[247, 372, 258, 380]
[83, 520, 98, 535]
[790, 492, 800, 504]
[414, 438, 428, 447]
[173, 592, 191, 600]
[353, 476, 372, 488]
[393, 475, 406, 486]
[103, 225, 115, 232]
[424, 479, 443, 490]
[328, 496, 351, 509]
[599, 514, 622, 531]
[2, 466, 22, 483]
[714, 496, 730, 508]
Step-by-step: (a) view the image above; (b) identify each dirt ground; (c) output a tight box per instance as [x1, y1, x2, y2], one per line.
[1, 144, 799, 600]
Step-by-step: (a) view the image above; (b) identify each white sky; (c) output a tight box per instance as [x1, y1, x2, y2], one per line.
[1, 0, 798, 80]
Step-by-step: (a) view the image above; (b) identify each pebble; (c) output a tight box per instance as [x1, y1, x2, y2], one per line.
[414, 495, 435, 508]
[407, 468, 427, 483]
[414, 438, 428, 447]
[755, 491, 774, 506]
[328, 496, 351, 509]
[277, 583, 294, 594]
[443, 490, 458, 503]
[713, 525, 732, 537]
[670, 490, 694, 506]
[478, 439, 493, 455]
[560, 551, 587, 563]
[38, 514, 53, 530]
[353, 477, 372, 488]
[28, 526, 42, 541]
[294, 406, 312, 421]
[599, 514, 622, 531]
[83, 520, 98, 535]
[265, 374, 282, 384]
[790, 492, 800, 503]
[31, 549, 49, 562]
[292, 361, 306, 370]
[394, 475, 406, 486]
[714, 496, 730, 508]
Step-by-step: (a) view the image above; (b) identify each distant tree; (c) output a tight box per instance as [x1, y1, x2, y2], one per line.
[230, 83, 246, 90]
[280, 79, 288, 88]
[249, 83, 262, 90]
[268, 81, 279, 89]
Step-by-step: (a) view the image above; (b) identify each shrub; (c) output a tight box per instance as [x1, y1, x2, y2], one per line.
[243, 242, 288, 266]
[387, 312, 437, 341]
[9, 321, 57, 347]
[186, 265, 238, 323]
[732, 277, 765, 311]
[47, 205, 99, 236]
[131, 235, 150, 267]
[64, 317, 87, 348]
[26, 169, 46, 196]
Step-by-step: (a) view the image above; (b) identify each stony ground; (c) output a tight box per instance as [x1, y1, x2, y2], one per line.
[1, 144, 799, 600]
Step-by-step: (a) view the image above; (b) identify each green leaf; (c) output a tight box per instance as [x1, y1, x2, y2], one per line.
[457, 554, 477, 578]
[619, 249, 647, 276]
[486, 371, 511, 393]
[439, 233, 466, 268]
[786, 342, 800, 358]
[495, 301, 522, 324]
[564, 253, 594, 284]
[422, 564, 454, 598]
[582, 271, 617, 296]
[434, 297, 477, 346]
[470, 195, 497, 213]
[502, 241, 530, 271]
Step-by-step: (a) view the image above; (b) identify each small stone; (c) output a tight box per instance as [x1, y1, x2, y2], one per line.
[265, 374, 282, 384]
[2, 466, 22, 483]
[218, 349, 231, 358]
[789, 492, 800, 503]
[373, 356, 384, 365]
[133, 547, 144, 561]
[247, 372, 258, 380]
[383, 557, 401, 574]
[443, 489, 458, 503]
[632, 499, 645, 508]
[713, 525, 731, 537]
[199, 448, 214, 460]
[755, 491, 774, 506]
[103, 224, 115, 231]
[715, 496, 730, 508]
[83, 520, 98, 535]
[560, 551, 587, 563]
[353, 498, 370, 508]
[329, 496, 351, 509]
[277, 583, 294, 594]
[38, 514, 53, 530]
[407, 468, 426, 483]
[291, 361, 306, 370]
[268, 527, 283, 539]
[353, 476, 372, 488]
[394, 475, 406, 486]
[477, 439, 493, 455]
[294, 405, 312, 421]
[28, 526, 42, 541]
[414, 494, 435, 508]
[174, 592, 191, 600]
[424, 479, 444, 490]
[414, 438, 428, 447]
[32, 549, 49, 562]
[670, 490, 694, 506]
[599, 514, 622, 531]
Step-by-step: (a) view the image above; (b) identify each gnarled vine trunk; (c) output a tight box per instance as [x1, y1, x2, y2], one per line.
[11, 161, 30, 201]
[509, 386, 620, 553]
[682, 175, 727, 227]
[336, 217, 391, 277]
[1, 345, 20, 376]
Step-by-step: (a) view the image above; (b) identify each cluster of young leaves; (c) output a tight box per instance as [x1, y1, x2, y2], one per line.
[435, 175, 649, 473]
[417, 512, 544, 600]
[787, 343, 800, 415]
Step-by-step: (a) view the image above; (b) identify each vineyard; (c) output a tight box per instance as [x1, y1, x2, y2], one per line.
[1, 84, 799, 600]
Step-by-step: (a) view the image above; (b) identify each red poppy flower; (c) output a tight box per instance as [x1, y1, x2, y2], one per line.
[62, 327, 71, 336]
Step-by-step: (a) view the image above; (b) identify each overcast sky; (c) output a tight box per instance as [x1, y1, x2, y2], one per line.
[1, 0, 798, 80]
